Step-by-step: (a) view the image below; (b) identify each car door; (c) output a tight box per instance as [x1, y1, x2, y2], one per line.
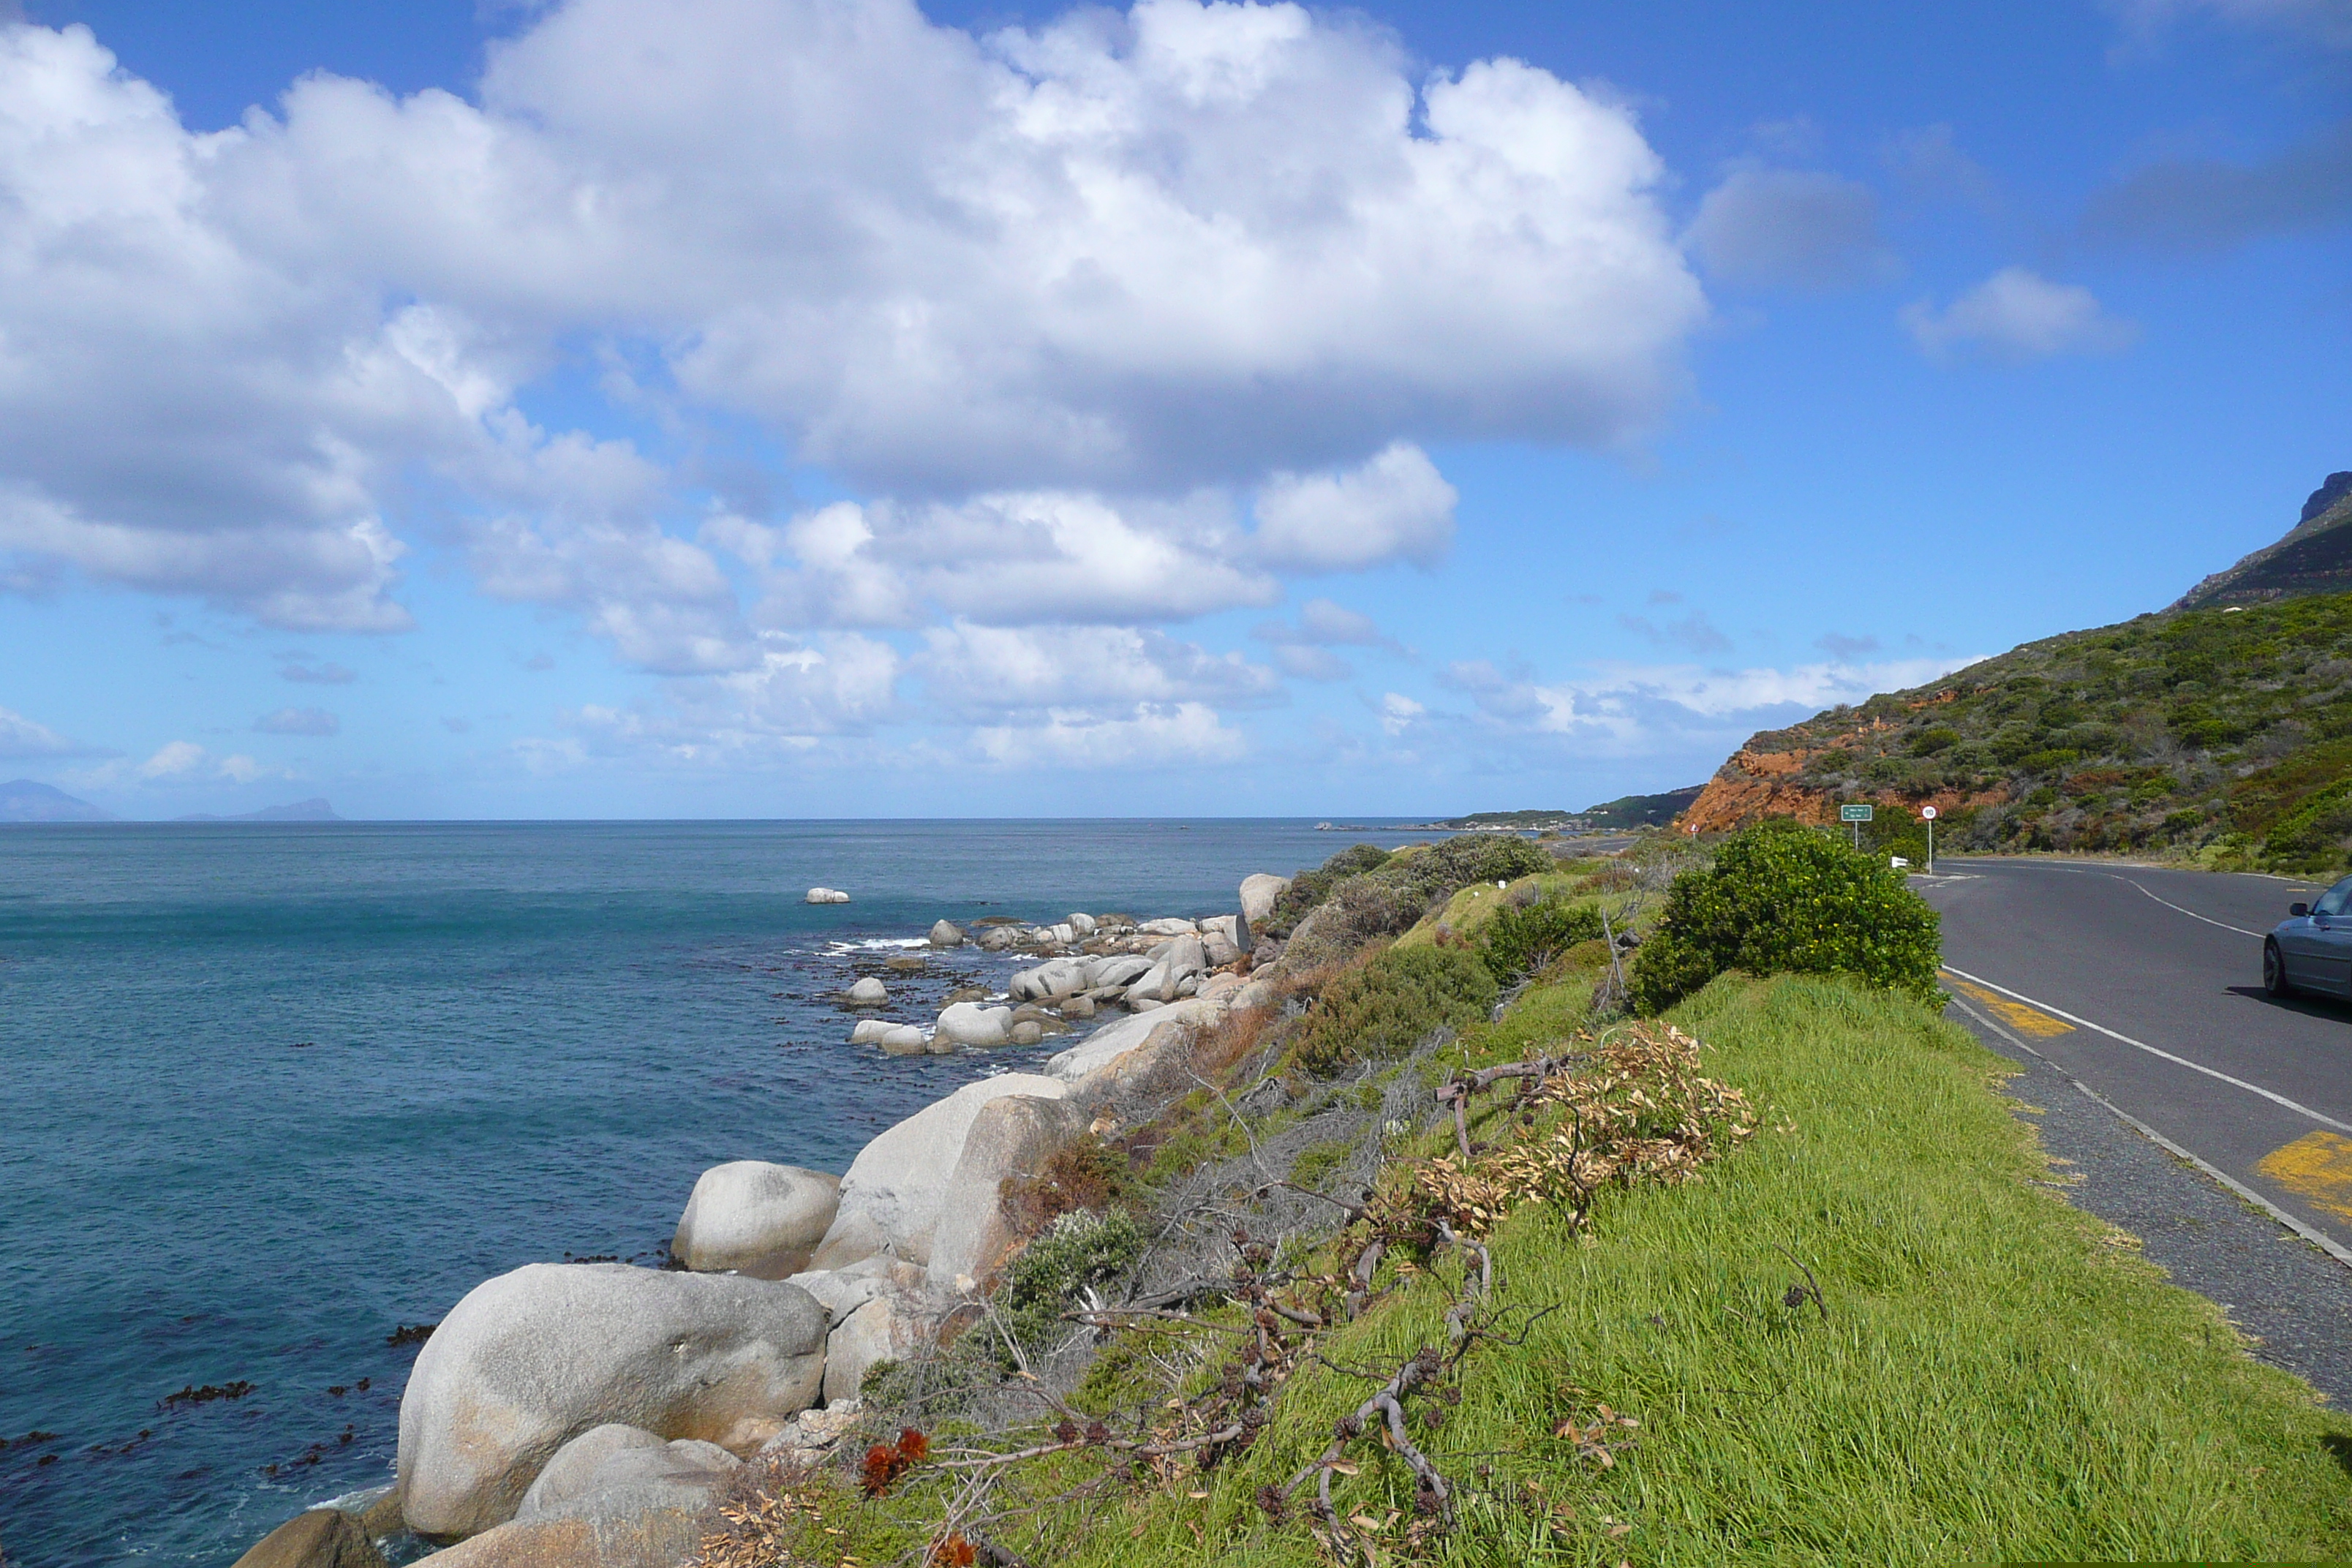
[2299, 877, 2352, 995]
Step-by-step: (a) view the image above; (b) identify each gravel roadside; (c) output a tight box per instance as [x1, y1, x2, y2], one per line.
[1945, 995, 2352, 1407]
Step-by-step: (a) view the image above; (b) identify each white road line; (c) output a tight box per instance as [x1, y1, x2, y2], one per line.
[2108, 876, 2265, 938]
[1940, 963, 2352, 1137]
[1945, 992, 2352, 1270]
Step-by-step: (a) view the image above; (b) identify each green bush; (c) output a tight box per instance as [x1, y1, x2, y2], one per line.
[1629, 821, 1942, 1015]
[1289, 943, 1499, 1076]
[994, 1209, 1145, 1366]
[1375, 834, 1552, 907]
[1478, 897, 1605, 984]
[1260, 843, 1392, 936]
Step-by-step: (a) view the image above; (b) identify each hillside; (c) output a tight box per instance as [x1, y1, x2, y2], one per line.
[1683, 473, 2352, 872]
[174, 798, 342, 823]
[1682, 589, 2352, 871]
[1581, 783, 1703, 829]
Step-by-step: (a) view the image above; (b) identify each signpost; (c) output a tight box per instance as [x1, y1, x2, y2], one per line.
[1921, 805, 1937, 874]
[1839, 802, 1872, 849]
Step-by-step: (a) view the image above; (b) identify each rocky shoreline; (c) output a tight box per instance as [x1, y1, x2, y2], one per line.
[233, 872, 1297, 1568]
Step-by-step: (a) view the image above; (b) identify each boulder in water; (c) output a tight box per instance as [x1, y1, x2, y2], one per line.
[396, 1263, 825, 1537]
[927, 920, 965, 947]
[671, 1163, 841, 1279]
[935, 1000, 1012, 1047]
[804, 887, 851, 904]
[230, 1509, 387, 1568]
[879, 1025, 929, 1055]
[845, 976, 888, 1006]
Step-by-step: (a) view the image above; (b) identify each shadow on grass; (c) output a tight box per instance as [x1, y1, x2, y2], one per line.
[2325, 1431, 2352, 1482]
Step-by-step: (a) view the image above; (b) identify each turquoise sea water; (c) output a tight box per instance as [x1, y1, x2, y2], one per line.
[0, 819, 1437, 1567]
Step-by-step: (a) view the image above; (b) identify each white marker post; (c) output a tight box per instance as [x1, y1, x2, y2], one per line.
[1921, 804, 1937, 874]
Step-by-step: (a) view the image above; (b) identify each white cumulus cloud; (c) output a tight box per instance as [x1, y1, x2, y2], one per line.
[1902, 268, 2139, 363]
[0, 0, 1703, 669]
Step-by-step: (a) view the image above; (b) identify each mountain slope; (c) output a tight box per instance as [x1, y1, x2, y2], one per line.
[1684, 473, 2352, 871]
[0, 780, 114, 823]
[2174, 472, 2352, 611]
[1683, 586, 2352, 871]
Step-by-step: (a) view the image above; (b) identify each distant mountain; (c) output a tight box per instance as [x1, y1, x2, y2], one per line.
[2173, 472, 2352, 611]
[0, 779, 114, 823]
[1579, 785, 1703, 829]
[175, 798, 342, 823]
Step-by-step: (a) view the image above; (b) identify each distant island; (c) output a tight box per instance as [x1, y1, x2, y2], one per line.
[0, 779, 115, 823]
[174, 798, 343, 823]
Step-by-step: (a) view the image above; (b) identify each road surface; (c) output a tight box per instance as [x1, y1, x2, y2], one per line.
[1919, 856, 2352, 1259]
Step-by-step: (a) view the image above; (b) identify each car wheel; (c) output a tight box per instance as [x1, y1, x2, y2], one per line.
[2264, 938, 2293, 998]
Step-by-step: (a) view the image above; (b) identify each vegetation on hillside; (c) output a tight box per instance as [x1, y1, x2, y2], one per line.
[1735, 590, 2352, 871]
[1579, 783, 1703, 829]
[704, 963, 2352, 1568]
[1258, 835, 1553, 951]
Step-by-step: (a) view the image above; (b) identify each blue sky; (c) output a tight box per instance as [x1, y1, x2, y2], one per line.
[0, 0, 2344, 819]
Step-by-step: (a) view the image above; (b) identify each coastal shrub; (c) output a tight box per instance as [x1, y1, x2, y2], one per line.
[1003, 1135, 1136, 1235]
[1477, 897, 1605, 984]
[1278, 875, 1425, 969]
[1373, 834, 1551, 908]
[1289, 943, 1498, 1077]
[1260, 843, 1392, 937]
[1628, 821, 1941, 1015]
[992, 1210, 1145, 1365]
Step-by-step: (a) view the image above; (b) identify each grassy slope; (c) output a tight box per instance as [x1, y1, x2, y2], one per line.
[1726, 591, 2352, 869]
[1058, 973, 2352, 1566]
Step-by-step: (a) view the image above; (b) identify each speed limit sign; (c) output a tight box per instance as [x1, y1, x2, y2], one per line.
[1921, 806, 1937, 820]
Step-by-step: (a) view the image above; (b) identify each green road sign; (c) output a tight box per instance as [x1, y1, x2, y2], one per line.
[1839, 803, 1874, 822]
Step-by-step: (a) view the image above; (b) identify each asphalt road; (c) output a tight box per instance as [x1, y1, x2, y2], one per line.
[1919, 856, 2352, 1257]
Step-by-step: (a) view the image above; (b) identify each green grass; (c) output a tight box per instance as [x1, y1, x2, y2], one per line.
[1046, 972, 2352, 1566]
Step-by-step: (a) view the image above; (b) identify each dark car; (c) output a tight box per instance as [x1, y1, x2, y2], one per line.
[2264, 876, 2352, 997]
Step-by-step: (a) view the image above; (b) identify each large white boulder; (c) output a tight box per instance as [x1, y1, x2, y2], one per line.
[516, 1431, 735, 1523]
[935, 1001, 1012, 1047]
[1009, 959, 1087, 1002]
[845, 976, 887, 1006]
[1086, 954, 1154, 990]
[671, 1163, 841, 1280]
[396, 1264, 826, 1539]
[804, 887, 851, 905]
[1068, 913, 1098, 938]
[784, 1255, 927, 1327]
[1239, 874, 1289, 925]
[1045, 998, 1218, 1084]
[1137, 917, 1198, 936]
[926, 1093, 1088, 1297]
[807, 1074, 1069, 1272]
[849, 1019, 893, 1046]
[879, 1025, 928, 1055]
[927, 919, 965, 947]
[823, 1295, 927, 1406]
[1202, 929, 1241, 968]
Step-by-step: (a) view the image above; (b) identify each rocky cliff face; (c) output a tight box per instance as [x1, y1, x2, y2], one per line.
[2171, 472, 2352, 612]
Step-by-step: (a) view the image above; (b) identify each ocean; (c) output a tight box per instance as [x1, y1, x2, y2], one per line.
[0, 818, 1444, 1567]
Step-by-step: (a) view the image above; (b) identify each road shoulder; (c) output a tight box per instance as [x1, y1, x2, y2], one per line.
[1945, 995, 2352, 1406]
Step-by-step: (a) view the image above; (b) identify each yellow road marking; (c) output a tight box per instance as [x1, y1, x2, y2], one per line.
[1945, 976, 2076, 1037]
[2257, 1131, 2352, 1221]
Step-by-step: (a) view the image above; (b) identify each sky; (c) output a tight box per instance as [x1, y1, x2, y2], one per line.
[0, 0, 2345, 820]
